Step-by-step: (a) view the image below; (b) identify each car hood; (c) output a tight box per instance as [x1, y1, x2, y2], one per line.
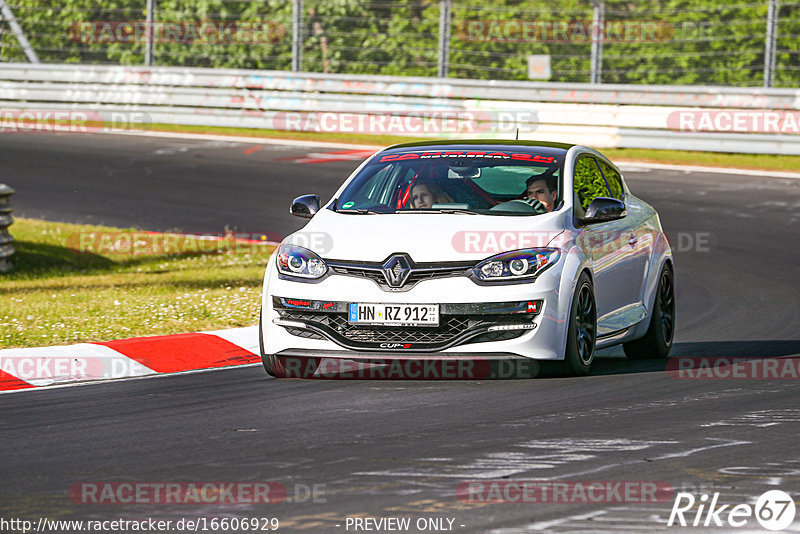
[285, 209, 568, 262]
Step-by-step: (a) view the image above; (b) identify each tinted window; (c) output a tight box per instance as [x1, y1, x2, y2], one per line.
[597, 159, 625, 200]
[573, 156, 610, 211]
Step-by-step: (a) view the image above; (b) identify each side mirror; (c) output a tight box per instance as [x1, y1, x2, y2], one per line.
[290, 194, 320, 219]
[578, 197, 626, 225]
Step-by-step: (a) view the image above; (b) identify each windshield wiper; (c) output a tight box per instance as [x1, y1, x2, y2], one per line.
[339, 208, 480, 215]
[337, 208, 383, 214]
[397, 208, 480, 215]
[427, 208, 480, 215]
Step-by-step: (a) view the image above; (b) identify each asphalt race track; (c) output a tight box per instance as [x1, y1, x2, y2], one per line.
[2, 133, 800, 533]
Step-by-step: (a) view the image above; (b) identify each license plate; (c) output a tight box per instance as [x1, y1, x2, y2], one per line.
[348, 303, 439, 326]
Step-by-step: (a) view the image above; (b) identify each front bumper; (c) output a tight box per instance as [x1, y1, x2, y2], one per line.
[272, 297, 542, 352]
[261, 262, 572, 361]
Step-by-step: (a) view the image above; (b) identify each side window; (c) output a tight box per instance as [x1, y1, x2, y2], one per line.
[573, 156, 610, 211]
[597, 160, 625, 200]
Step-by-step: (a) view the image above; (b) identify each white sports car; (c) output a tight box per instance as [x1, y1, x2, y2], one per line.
[259, 140, 674, 378]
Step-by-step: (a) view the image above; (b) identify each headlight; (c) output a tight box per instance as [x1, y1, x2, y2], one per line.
[276, 244, 328, 279]
[473, 248, 560, 282]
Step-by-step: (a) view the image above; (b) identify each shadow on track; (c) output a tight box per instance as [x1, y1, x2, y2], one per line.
[589, 340, 800, 376]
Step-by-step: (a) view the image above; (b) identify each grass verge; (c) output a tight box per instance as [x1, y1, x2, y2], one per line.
[1, 218, 272, 349]
[146, 123, 800, 173]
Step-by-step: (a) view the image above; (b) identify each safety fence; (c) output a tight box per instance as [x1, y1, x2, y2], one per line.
[1, 1, 799, 87]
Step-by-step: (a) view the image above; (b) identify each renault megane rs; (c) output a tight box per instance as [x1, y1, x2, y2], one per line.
[259, 140, 675, 377]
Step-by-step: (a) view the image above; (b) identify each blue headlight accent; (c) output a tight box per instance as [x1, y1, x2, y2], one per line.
[276, 244, 328, 279]
[473, 248, 560, 282]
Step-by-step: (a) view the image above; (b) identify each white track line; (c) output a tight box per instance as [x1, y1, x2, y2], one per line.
[110, 129, 383, 150]
[109, 129, 800, 179]
[617, 161, 800, 179]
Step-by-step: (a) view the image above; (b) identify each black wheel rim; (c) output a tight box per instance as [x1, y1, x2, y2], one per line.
[575, 284, 596, 366]
[659, 269, 675, 346]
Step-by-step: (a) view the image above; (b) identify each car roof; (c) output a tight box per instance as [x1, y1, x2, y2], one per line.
[382, 139, 575, 152]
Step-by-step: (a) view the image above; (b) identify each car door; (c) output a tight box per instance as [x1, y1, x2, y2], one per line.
[596, 159, 650, 311]
[573, 155, 642, 332]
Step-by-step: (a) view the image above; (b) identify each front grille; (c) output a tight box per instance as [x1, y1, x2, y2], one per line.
[328, 258, 475, 291]
[277, 309, 529, 350]
[329, 314, 470, 344]
[329, 266, 382, 282]
[406, 267, 473, 285]
[283, 327, 326, 340]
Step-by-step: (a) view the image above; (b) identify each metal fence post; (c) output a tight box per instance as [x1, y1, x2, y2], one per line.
[0, 184, 15, 273]
[144, 0, 155, 66]
[764, 0, 779, 87]
[0, 0, 39, 63]
[437, 0, 451, 78]
[292, 0, 303, 72]
[590, 0, 604, 84]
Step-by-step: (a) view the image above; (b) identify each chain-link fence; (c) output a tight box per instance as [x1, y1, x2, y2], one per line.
[1, 0, 798, 87]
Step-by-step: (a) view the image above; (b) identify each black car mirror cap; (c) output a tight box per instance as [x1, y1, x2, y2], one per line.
[290, 194, 321, 219]
[577, 197, 627, 225]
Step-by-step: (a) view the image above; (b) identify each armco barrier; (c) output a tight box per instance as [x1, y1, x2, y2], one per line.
[0, 184, 14, 273]
[1, 63, 799, 154]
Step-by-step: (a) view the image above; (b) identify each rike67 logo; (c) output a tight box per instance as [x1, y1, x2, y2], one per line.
[668, 490, 796, 530]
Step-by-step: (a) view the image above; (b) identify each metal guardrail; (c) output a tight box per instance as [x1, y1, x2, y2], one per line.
[1, 63, 799, 155]
[0, 184, 15, 273]
[3, 64, 799, 108]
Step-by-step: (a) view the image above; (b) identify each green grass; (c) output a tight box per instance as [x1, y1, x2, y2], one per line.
[147, 123, 800, 173]
[1, 218, 273, 348]
[602, 148, 800, 173]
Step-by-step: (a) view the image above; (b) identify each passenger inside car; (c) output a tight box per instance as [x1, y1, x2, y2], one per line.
[410, 179, 454, 209]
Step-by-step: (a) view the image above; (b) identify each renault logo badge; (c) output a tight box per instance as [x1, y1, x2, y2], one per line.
[382, 254, 412, 288]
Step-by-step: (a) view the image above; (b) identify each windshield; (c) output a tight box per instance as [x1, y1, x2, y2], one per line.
[334, 147, 566, 216]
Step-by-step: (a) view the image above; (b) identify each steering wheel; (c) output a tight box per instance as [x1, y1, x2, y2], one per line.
[489, 198, 547, 214]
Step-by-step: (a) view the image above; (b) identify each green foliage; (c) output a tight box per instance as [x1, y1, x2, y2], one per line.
[596, 159, 623, 199]
[573, 157, 609, 211]
[1, 0, 797, 86]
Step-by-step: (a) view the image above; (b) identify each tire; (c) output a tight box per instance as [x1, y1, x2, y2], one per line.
[623, 263, 675, 360]
[562, 272, 597, 376]
[259, 309, 279, 377]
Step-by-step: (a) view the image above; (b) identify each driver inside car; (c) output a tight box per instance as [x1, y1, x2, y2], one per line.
[523, 174, 559, 213]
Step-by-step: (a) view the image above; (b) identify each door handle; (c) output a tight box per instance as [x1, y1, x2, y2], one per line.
[628, 234, 638, 246]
